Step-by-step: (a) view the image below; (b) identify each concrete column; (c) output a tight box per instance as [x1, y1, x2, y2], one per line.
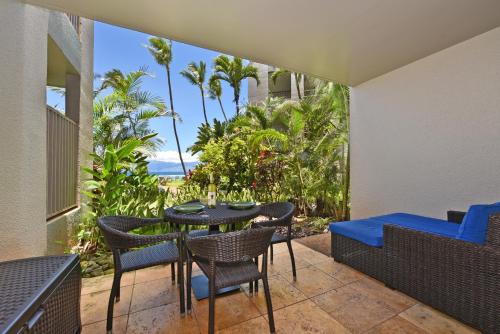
[65, 74, 81, 124]
[0, 1, 49, 260]
[77, 18, 94, 207]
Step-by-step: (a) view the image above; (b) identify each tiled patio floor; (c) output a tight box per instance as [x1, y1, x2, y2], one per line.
[81, 239, 478, 334]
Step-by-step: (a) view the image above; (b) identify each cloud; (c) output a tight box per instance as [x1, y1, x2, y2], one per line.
[149, 150, 199, 163]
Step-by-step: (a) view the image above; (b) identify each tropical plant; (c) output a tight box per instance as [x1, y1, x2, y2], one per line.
[213, 55, 260, 116]
[146, 37, 187, 175]
[271, 68, 304, 100]
[80, 137, 165, 252]
[189, 134, 255, 193]
[180, 61, 209, 125]
[188, 118, 227, 155]
[98, 68, 167, 153]
[207, 75, 227, 121]
[187, 80, 350, 220]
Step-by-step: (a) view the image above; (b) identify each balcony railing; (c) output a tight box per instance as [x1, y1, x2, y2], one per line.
[66, 13, 80, 35]
[47, 106, 79, 219]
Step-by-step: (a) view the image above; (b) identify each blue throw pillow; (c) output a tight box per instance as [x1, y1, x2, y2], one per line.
[456, 204, 500, 244]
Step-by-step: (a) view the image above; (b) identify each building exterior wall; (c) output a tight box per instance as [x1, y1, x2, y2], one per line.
[46, 18, 94, 255]
[48, 11, 81, 73]
[350, 27, 500, 220]
[248, 62, 269, 104]
[0, 1, 49, 260]
[248, 62, 307, 104]
[0, 1, 93, 260]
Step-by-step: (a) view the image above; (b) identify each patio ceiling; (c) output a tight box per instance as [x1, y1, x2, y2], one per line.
[24, 0, 500, 86]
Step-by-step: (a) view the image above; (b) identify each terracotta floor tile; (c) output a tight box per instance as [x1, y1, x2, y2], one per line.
[349, 278, 416, 313]
[81, 286, 133, 325]
[313, 259, 365, 284]
[311, 284, 395, 333]
[269, 242, 290, 255]
[81, 315, 128, 334]
[400, 304, 480, 334]
[290, 240, 308, 250]
[294, 248, 331, 265]
[130, 277, 182, 313]
[194, 291, 261, 332]
[270, 300, 350, 334]
[266, 252, 310, 277]
[78, 242, 478, 333]
[216, 316, 272, 334]
[243, 275, 307, 314]
[82, 271, 135, 295]
[127, 303, 200, 334]
[134, 264, 174, 284]
[281, 266, 344, 298]
[365, 316, 427, 334]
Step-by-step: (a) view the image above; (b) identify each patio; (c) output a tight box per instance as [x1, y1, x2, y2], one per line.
[80, 237, 478, 334]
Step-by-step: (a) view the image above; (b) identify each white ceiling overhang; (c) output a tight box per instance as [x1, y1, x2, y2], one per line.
[24, 0, 500, 86]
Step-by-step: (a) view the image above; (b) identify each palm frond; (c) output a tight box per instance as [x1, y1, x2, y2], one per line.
[146, 37, 172, 66]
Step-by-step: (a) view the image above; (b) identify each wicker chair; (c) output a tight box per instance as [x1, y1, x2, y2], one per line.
[250, 202, 295, 293]
[185, 227, 276, 334]
[97, 216, 185, 333]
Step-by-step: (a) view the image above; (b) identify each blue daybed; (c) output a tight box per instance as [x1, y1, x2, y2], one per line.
[328, 203, 500, 334]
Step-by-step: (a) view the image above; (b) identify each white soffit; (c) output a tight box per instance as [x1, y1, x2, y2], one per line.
[24, 0, 500, 86]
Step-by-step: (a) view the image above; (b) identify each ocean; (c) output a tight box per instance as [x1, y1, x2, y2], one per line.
[149, 171, 185, 178]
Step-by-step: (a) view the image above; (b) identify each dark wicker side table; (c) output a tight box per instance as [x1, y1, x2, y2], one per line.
[0, 255, 81, 334]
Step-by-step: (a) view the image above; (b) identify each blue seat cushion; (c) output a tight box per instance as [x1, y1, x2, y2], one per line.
[456, 203, 500, 244]
[329, 213, 460, 247]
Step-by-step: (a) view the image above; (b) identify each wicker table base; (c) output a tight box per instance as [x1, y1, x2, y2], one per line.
[191, 274, 240, 300]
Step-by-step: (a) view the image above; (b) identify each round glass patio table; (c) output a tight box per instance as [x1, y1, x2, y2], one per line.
[164, 202, 261, 299]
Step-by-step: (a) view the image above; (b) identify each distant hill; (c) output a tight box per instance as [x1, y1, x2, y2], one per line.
[147, 160, 199, 173]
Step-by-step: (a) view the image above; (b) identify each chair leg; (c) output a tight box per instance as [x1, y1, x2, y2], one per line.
[115, 273, 122, 302]
[262, 276, 275, 333]
[254, 257, 259, 293]
[186, 260, 192, 312]
[178, 259, 185, 314]
[106, 273, 120, 333]
[286, 240, 297, 281]
[249, 256, 258, 295]
[270, 244, 274, 264]
[171, 262, 176, 285]
[208, 277, 216, 334]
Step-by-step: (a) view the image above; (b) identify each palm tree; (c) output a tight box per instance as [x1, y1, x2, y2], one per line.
[213, 55, 260, 116]
[188, 119, 227, 154]
[180, 61, 209, 125]
[271, 68, 303, 100]
[146, 37, 187, 175]
[99, 68, 167, 149]
[208, 75, 227, 121]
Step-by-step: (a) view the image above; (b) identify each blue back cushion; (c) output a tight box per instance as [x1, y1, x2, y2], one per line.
[456, 203, 500, 244]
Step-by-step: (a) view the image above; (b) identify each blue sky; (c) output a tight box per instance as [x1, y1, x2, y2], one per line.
[49, 22, 249, 163]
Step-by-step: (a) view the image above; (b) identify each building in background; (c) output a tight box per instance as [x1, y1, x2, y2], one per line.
[248, 62, 315, 104]
[0, 0, 94, 260]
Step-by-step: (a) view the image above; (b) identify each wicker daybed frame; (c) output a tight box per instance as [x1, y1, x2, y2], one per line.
[331, 211, 500, 333]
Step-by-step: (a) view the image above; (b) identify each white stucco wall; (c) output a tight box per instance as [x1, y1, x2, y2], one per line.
[350, 26, 500, 220]
[0, 1, 49, 260]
